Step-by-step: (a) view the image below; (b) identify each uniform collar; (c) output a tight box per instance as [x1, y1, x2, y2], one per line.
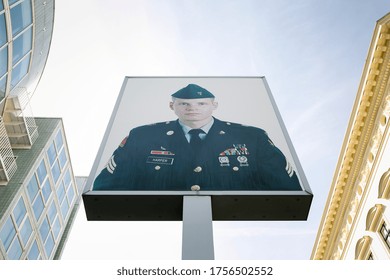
[178, 118, 214, 135]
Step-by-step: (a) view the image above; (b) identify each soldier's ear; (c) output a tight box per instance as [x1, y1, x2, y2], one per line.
[213, 102, 218, 110]
[169, 102, 174, 110]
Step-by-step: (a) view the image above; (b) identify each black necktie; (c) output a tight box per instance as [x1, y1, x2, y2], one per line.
[188, 129, 204, 149]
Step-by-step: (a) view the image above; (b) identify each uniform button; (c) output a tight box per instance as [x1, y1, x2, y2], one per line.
[194, 166, 202, 172]
[233, 166, 239, 171]
[155, 165, 161, 170]
[191, 185, 200, 191]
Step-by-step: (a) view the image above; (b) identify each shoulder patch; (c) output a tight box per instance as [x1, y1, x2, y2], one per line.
[119, 136, 128, 147]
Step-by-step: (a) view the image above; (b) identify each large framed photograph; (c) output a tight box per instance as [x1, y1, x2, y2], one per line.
[83, 77, 312, 221]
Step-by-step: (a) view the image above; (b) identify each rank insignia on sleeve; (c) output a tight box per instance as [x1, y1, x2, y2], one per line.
[119, 136, 128, 148]
[105, 155, 117, 174]
[285, 160, 295, 177]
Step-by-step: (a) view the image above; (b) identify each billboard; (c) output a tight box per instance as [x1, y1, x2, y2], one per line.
[83, 77, 312, 220]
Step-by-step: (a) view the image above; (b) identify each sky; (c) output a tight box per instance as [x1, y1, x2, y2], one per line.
[29, 0, 390, 260]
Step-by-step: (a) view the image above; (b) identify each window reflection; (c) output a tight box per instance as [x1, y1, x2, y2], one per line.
[55, 131, 64, 150]
[0, 46, 7, 77]
[47, 143, 56, 166]
[0, 217, 16, 251]
[0, 13, 6, 46]
[20, 217, 32, 246]
[13, 197, 27, 226]
[0, 75, 6, 101]
[10, 0, 32, 37]
[51, 160, 61, 183]
[32, 194, 44, 221]
[36, 159, 48, 185]
[27, 240, 41, 260]
[12, 27, 32, 65]
[11, 53, 30, 89]
[8, 237, 22, 259]
[27, 175, 39, 201]
[9, 0, 20, 6]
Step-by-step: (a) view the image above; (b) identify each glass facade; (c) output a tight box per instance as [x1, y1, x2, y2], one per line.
[10, 0, 32, 37]
[0, 0, 34, 101]
[0, 13, 6, 46]
[0, 197, 33, 260]
[0, 1, 70, 261]
[0, 45, 7, 77]
[0, 126, 77, 259]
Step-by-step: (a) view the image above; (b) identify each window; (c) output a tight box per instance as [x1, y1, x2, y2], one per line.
[27, 240, 41, 260]
[9, 0, 20, 6]
[37, 159, 48, 184]
[35, 200, 62, 258]
[0, 74, 6, 101]
[27, 175, 39, 201]
[0, 197, 33, 259]
[47, 130, 68, 187]
[55, 131, 64, 150]
[8, 237, 22, 259]
[0, 217, 16, 251]
[47, 130, 68, 185]
[39, 201, 62, 259]
[20, 218, 32, 246]
[13, 197, 27, 226]
[39, 217, 55, 257]
[57, 168, 76, 220]
[380, 222, 390, 250]
[0, 13, 6, 47]
[47, 143, 57, 166]
[10, 52, 30, 88]
[10, 0, 32, 37]
[12, 26, 32, 65]
[0, 46, 7, 77]
[27, 160, 53, 222]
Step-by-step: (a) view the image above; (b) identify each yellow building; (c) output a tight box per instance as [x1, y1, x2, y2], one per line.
[312, 12, 390, 260]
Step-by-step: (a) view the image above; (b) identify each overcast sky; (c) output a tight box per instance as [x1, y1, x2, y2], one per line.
[30, 0, 390, 259]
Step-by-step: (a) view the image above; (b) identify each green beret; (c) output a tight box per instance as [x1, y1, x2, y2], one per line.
[171, 84, 215, 99]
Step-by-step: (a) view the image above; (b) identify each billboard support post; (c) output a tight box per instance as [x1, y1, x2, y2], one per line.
[182, 196, 214, 260]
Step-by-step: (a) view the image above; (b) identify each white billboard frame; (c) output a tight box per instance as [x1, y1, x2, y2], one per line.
[83, 76, 312, 221]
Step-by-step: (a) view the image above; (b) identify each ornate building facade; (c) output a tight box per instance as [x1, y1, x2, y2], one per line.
[312, 13, 390, 260]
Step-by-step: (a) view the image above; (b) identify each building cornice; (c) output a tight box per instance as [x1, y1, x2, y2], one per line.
[311, 13, 390, 260]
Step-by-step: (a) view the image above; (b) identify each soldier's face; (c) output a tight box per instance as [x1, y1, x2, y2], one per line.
[170, 98, 218, 123]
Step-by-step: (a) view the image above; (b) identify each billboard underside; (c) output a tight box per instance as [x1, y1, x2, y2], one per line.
[83, 190, 312, 221]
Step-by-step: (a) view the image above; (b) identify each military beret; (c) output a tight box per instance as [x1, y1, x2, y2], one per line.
[171, 84, 215, 99]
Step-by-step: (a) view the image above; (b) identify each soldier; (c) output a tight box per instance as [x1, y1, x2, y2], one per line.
[93, 84, 301, 191]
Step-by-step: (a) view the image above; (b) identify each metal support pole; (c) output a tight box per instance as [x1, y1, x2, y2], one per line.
[182, 196, 214, 260]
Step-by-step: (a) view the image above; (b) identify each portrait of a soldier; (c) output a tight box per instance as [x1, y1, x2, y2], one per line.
[93, 83, 302, 191]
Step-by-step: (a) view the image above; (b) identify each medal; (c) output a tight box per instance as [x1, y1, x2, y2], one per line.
[220, 144, 249, 156]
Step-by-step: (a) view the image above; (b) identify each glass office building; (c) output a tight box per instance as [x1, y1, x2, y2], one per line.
[0, 0, 53, 102]
[0, 118, 84, 259]
[0, 1, 83, 259]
